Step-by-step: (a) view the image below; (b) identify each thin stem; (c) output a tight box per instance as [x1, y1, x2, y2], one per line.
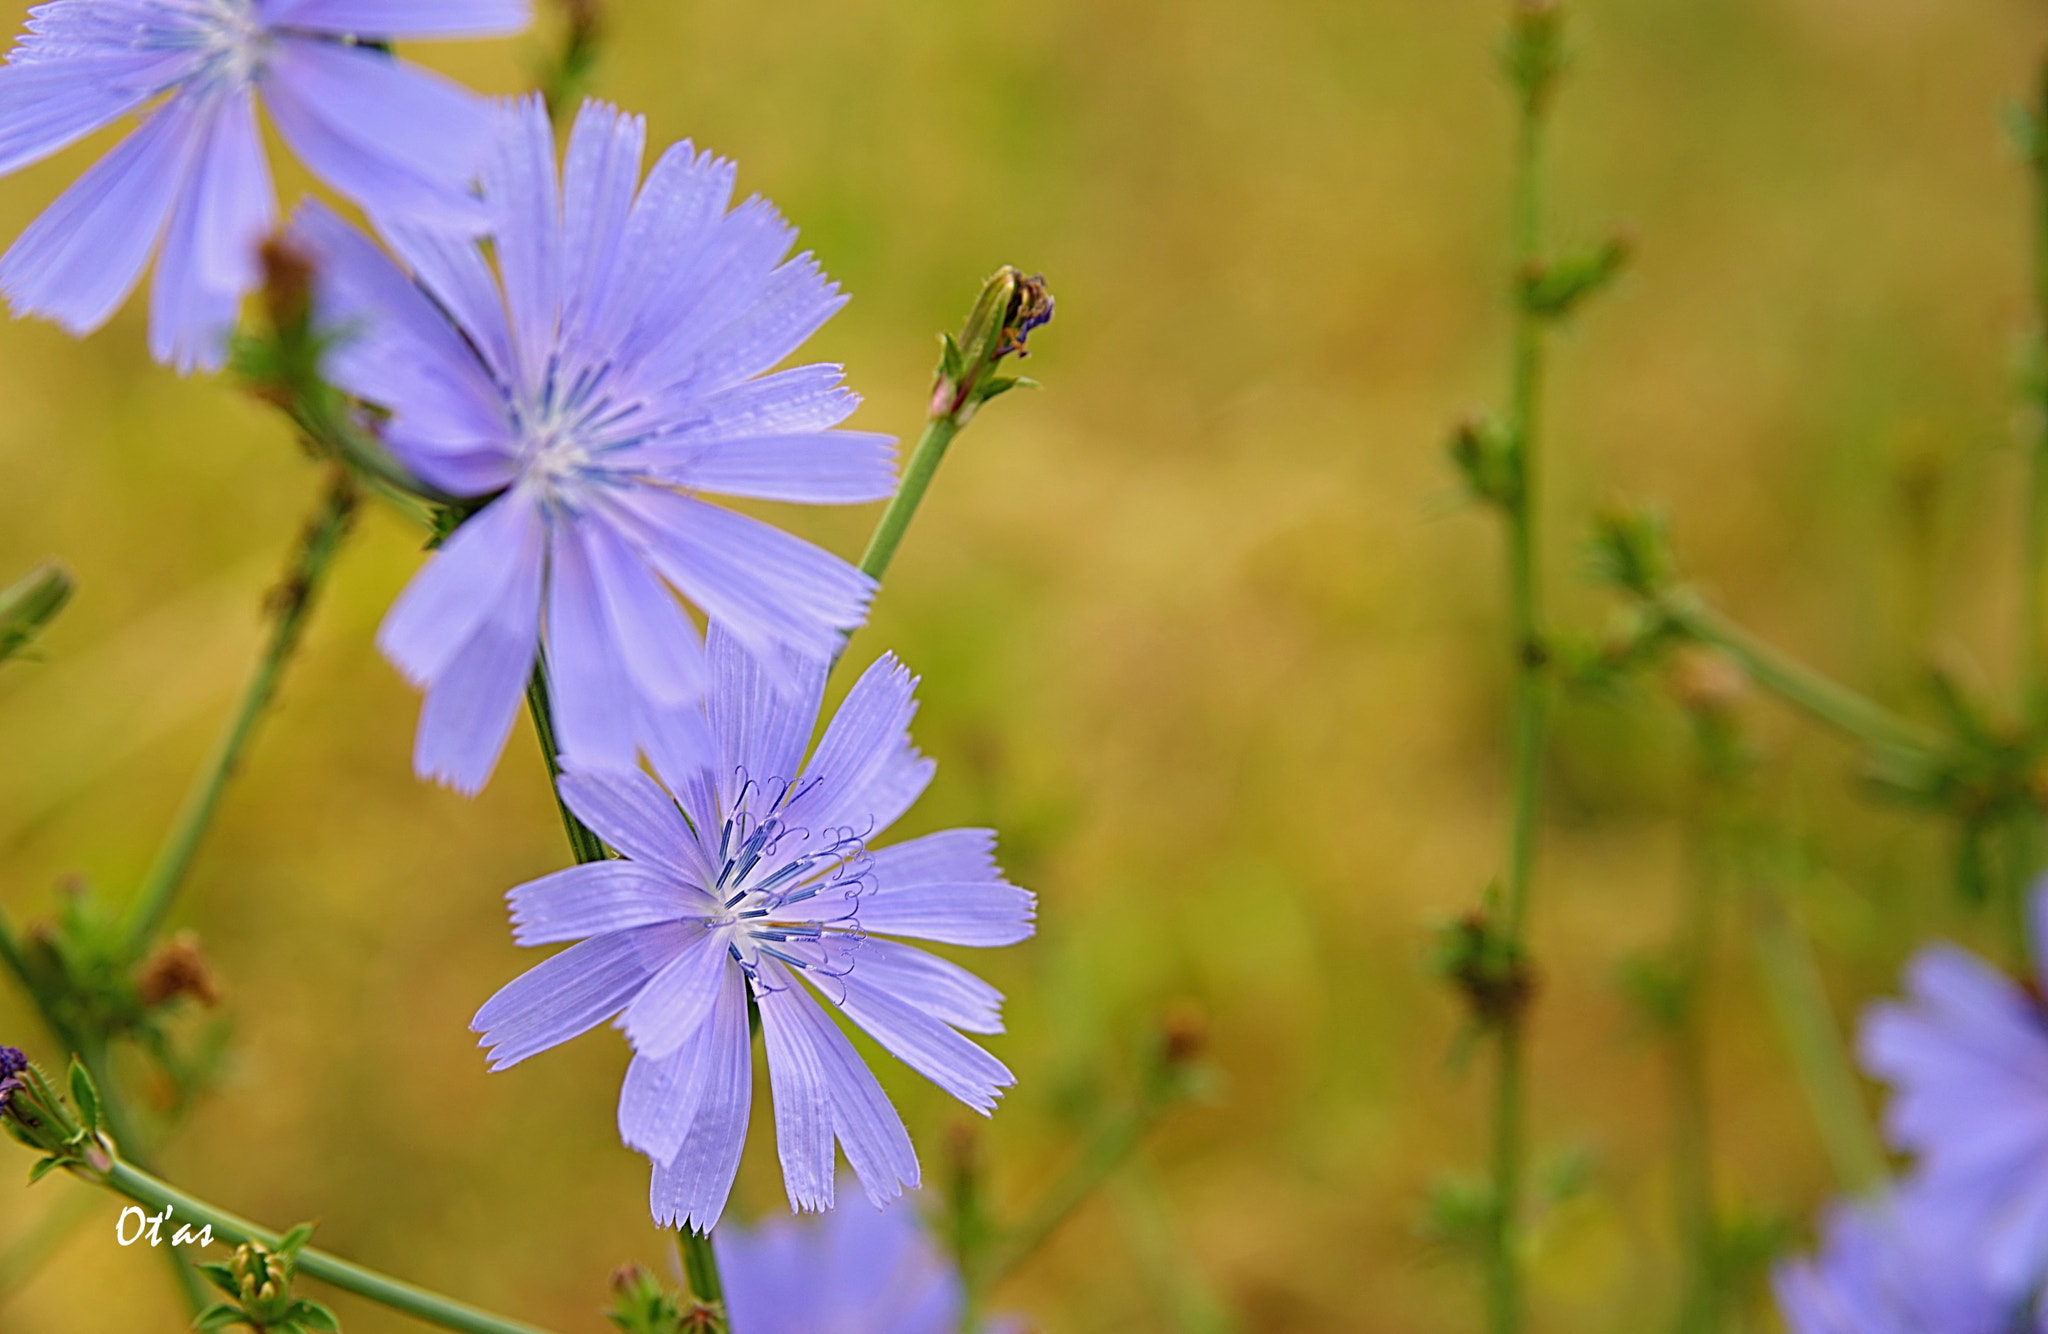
[1485, 20, 1553, 1334]
[2024, 62, 2048, 736]
[1669, 721, 1731, 1334]
[94, 1159, 560, 1334]
[77, 1038, 204, 1312]
[970, 1093, 1167, 1295]
[522, 666, 609, 865]
[858, 416, 963, 584]
[123, 474, 358, 953]
[1748, 884, 1888, 1195]
[1662, 598, 1941, 757]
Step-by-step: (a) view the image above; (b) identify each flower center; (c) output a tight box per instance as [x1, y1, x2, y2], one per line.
[188, 0, 271, 88]
[705, 778, 871, 983]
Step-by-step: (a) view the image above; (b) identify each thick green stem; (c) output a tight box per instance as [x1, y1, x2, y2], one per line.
[858, 416, 964, 584]
[92, 1159, 559, 1334]
[1661, 598, 1940, 757]
[122, 475, 357, 953]
[677, 1229, 725, 1318]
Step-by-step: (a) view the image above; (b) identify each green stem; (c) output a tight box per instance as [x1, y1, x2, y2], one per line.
[1749, 885, 1888, 1195]
[122, 474, 358, 953]
[522, 666, 609, 865]
[1669, 722, 1729, 1334]
[676, 1230, 725, 1315]
[93, 1159, 560, 1334]
[1662, 598, 1941, 757]
[2024, 63, 2048, 736]
[1486, 22, 1552, 1334]
[76, 1039, 205, 1312]
[858, 415, 963, 585]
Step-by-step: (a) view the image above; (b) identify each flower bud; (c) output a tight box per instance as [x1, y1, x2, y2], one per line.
[0, 561, 73, 665]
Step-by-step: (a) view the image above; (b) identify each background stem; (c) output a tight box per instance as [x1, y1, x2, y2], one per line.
[1485, 19, 1553, 1334]
[859, 416, 963, 584]
[96, 1159, 559, 1334]
[122, 474, 357, 953]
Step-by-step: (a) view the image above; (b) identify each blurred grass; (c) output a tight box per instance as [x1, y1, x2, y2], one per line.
[3, 0, 2048, 1330]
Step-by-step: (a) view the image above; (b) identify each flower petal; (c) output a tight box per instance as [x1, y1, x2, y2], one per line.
[0, 94, 199, 336]
[0, 57, 155, 177]
[756, 971, 839, 1213]
[482, 94, 562, 382]
[832, 968, 1014, 1114]
[649, 963, 753, 1231]
[265, 0, 532, 36]
[471, 922, 686, 1069]
[378, 488, 543, 688]
[560, 99, 645, 351]
[611, 488, 874, 663]
[507, 861, 697, 946]
[555, 766, 709, 874]
[264, 36, 492, 229]
[649, 430, 898, 505]
[790, 652, 931, 835]
[620, 926, 730, 1060]
[705, 621, 823, 800]
[544, 516, 640, 772]
[617, 1044, 706, 1166]
[150, 85, 274, 373]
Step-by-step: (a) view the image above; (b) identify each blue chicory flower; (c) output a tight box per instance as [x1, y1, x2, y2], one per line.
[717, 1190, 1018, 1334]
[0, 0, 528, 371]
[471, 627, 1035, 1231]
[296, 96, 895, 795]
[1859, 882, 2048, 1300]
[1774, 1188, 2039, 1334]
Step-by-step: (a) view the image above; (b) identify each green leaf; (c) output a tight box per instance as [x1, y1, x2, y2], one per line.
[66, 1058, 100, 1135]
[291, 1298, 341, 1332]
[0, 560, 73, 665]
[193, 1302, 249, 1331]
[26, 1155, 62, 1184]
[198, 1262, 241, 1298]
[277, 1222, 316, 1258]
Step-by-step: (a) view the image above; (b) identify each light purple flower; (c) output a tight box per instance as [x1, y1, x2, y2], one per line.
[1774, 1189, 2037, 1334]
[1860, 882, 2048, 1299]
[471, 628, 1035, 1230]
[0, 0, 527, 372]
[295, 96, 895, 795]
[716, 1192, 968, 1334]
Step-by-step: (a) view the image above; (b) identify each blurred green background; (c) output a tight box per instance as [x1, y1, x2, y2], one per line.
[4, 0, 2048, 1330]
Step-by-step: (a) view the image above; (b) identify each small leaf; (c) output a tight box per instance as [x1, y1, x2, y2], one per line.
[193, 1302, 248, 1331]
[198, 1262, 241, 1298]
[27, 1155, 62, 1184]
[66, 1058, 100, 1135]
[291, 1298, 341, 1331]
[277, 1222, 316, 1258]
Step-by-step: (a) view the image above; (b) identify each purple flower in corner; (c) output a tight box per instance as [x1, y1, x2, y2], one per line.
[717, 1189, 1021, 1334]
[0, 1046, 26, 1115]
[471, 628, 1034, 1231]
[296, 96, 895, 795]
[0, 0, 529, 371]
[1860, 879, 2048, 1300]
[1774, 1189, 2037, 1334]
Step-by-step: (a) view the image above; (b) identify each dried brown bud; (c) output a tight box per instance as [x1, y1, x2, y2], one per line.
[259, 233, 316, 336]
[1158, 1001, 1209, 1067]
[136, 931, 222, 1009]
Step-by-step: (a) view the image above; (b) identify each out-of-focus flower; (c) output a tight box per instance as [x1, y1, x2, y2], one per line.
[1860, 882, 2048, 1298]
[472, 627, 1034, 1230]
[0, 0, 528, 371]
[717, 1192, 988, 1334]
[1774, 1190, 2037, 1334]
[297, 96, 894, 795]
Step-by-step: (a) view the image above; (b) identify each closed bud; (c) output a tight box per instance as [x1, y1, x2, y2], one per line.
[1448, 413, 1519, 508]
[930, 267, 1055, 425]
[1504, 0, 1565, 112]
[0, 561, 73, 665]
[1520, 231, 1631, 320]
[1588, 502, 1675, 599]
